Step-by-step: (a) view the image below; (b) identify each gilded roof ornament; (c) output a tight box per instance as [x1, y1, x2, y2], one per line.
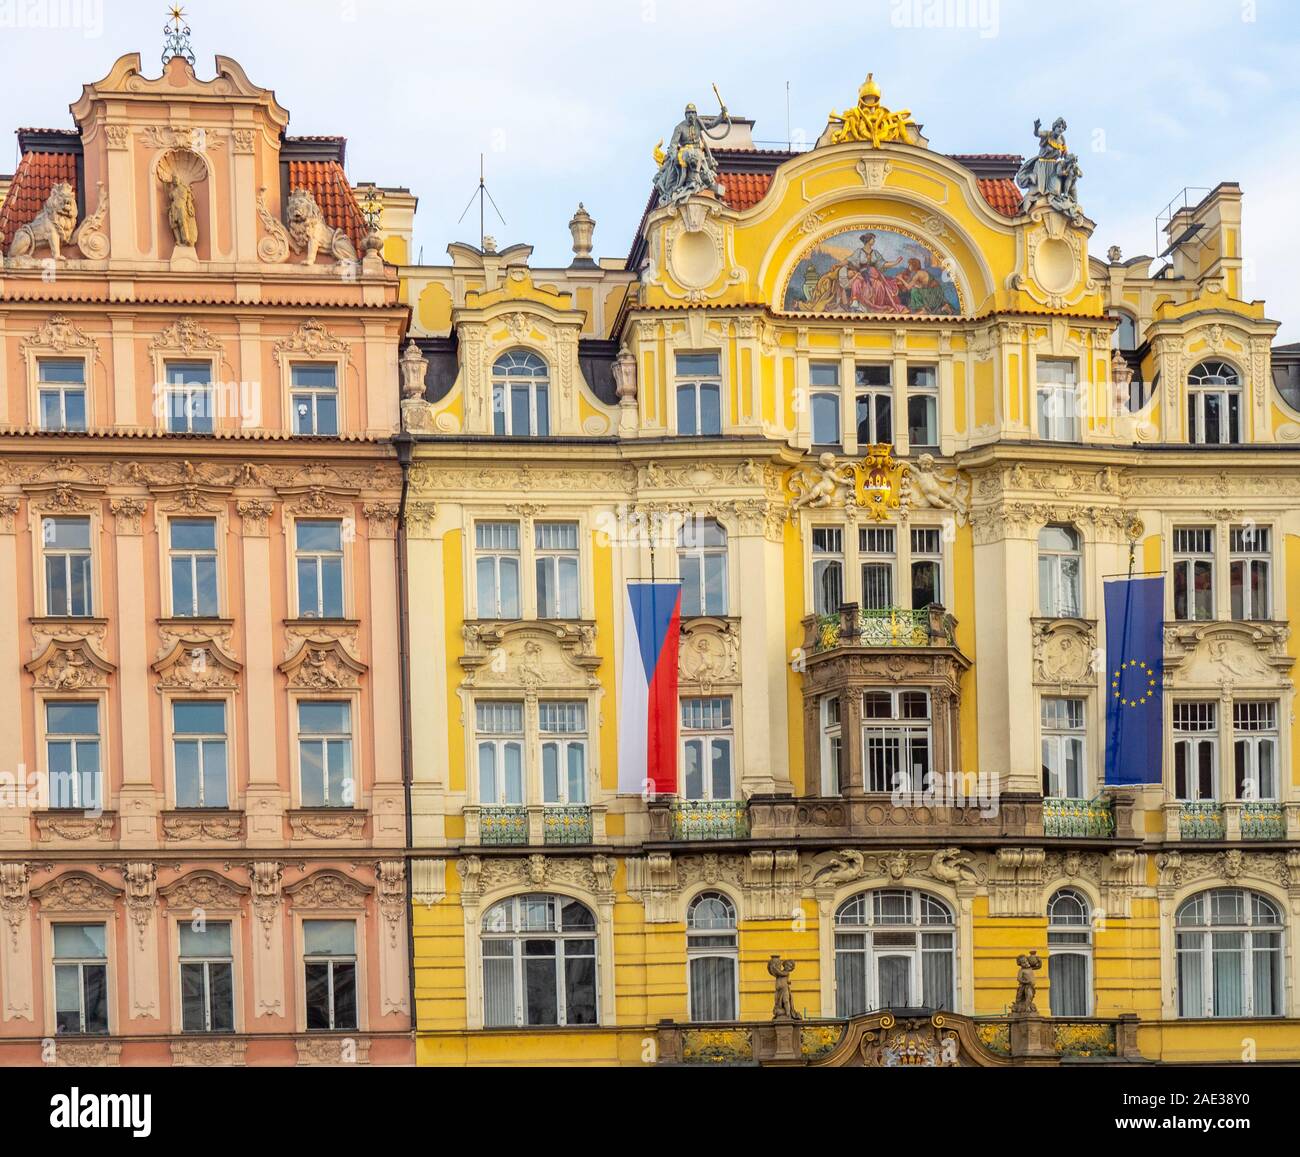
[162, 6, 195, 67]
[827, 74, 918, 147]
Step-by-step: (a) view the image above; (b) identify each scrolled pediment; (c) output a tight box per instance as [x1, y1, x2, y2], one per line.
[25, 637, 116, 690]
[152, 637, 242, 692]
[285, 869, 371, 911]
[32, 871, 123, 912]
[158, 870, 249, 911]
[1164, 620, 1293, 689]
[278, 637, 367, 690]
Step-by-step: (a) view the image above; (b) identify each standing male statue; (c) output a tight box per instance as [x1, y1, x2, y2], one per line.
[163, 171, 199, 247]
[653, 88, 731, 206]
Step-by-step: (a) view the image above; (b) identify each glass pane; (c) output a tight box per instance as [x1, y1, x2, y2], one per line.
[567, 743, 586, 803]
[684, 739, 704, 800]
[699, 383, 721, 435]
[535, 385, 549, 436]
[503, 743, 523, 803]
[299, 701, 349, 736]
[181, 962, 208, 1031]
[46, 702, 99, 736]
[703, 553, 726, 615]
[304, 962, 331, 1030]
[180, 922, 232, 956]
[510, 384, 531, 435]
[204, 741, 228, 808]
[878, 955, 910, 1008]
[320, 558, 344, 617]
[483, 956, 515, 1027]
[296, 522, 342, 552]
[478, 744, 496, 803]
[524, 955, 558, 1025]
[174, 701, 226, 734]
[679, 555, 701, 617]
[296, 558, 319, 616]
[710, 739, 732, 799]
[564, 954, 598, 1024]
[499, 558, 520, 619]
[304, 919, 355, 956]
[812, 393, 839, 444]
[64, 391, 86, 430]
[677, 353, 719, 377]
[54, 923, 106, 958]
[327, 740, 351, 806]
[209, 962, 234, 1032]
[676, 385, 697, 436]
[82, 965, 108, 1033]
[542, 742, 559, 803]
[476, 557, 497, 616]
[55, 964, 81, 1032]
[175, 740, 201, 808]
[331, 962, 357, 1030]
[315, 394, 338, 436]
[291, 364, 337, 389]
[1211, 933, 1244, 1017]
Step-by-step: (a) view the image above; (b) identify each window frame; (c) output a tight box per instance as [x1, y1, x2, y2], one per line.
[1175, 889, 1284, 1018]
[36, 356, 89, 432]
[1186, 360, 1243, 446]
[491, 350, 551, 438]
[170, 698, 231, 810]
[534, 520, 581, 620]
[1232, 700, 1279, 802]
[41, 514, 94, 618]
[1037, 524, 1083, 618]
[905, 364, 939, 450]
[809, 361, 842, 447]
[295, 698, 356, 810]
[861, 688, 932, 794]
[177, 919, 236, 1034]
[301, 917, 360, 1033]
[166, 515, 221, 618]
[909, 526, 944, 609]
[811, 526, 845, 617]
[292, 517, 347, 620]
[1036, 357, 1080, 443]
[161, 359, 217, 435]
[1172, 526, 1216, 622]
[43, 697, 104, 811]
[854, 363, 893, 446]
[50, 920, 110, 1036]
[473, 519, 522, 621]
[680, 696, 735, 802]
[1047, 888, 1093, 1017]
[674, 351, 724, 437]
[289, 362, 341, 437]
[1229, 524, 1271, 622]
[539, 700, 589, 806]
[678, 517, 729, 618]
[1041, 696, 1087, 799]
[686, 891, 739, 1024]
[1173, 700, 1219, 802]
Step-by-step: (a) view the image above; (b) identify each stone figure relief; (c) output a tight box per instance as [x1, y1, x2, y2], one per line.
[788, 452, 857, 514]
[767, 955, 801, 1021]
[1015, 117, 1084, 223]
[157, 149, 205, 248]
[653, 89, 731, 206]
[1011, 950, 1043, 1015]
[286, 188, 358, 264]
[905, 454, 971, 522]
[7, 181, 79, 260]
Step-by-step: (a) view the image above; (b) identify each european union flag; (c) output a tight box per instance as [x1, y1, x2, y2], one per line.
[1104, 575, 1164, 785]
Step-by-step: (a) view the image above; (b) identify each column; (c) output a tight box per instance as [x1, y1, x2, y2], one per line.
[114, 501, 157, 847]
[238, 500, 281, 844]
[0, 502, 24, 847]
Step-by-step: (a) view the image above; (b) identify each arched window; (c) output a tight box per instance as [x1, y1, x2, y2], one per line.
[1176, 889, 1283, 1018]
[491, 351, 549, 437]
[834, 889, 955, 1016]
[481, 893, 597, 1027]
[1038, 525, 1082, 617]
[678, 517, 728, 617]
[1110, 311, 1139, 352]
[687, 892, 738, 1022]
[1047, 888, 1092, 1016]
[1186, 360, 1241, 445]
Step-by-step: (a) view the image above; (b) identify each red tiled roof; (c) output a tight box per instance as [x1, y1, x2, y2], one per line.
[977, 177, 1022, 218]
[0, 151, 78, 248]
[287, 160, 369, 252]
[720, 171, 773, 211]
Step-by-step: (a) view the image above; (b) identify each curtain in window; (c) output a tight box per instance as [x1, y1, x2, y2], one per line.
[877, 955, 910, 1008]
[1176, 935, 1204, 1016]
[921, 938, 954, 1010]
[689, 956, 736, 1022]
[1211, 932, 1244, 1017]
[482, 944, 515, 1027]
[834, 939, 866, 1018]
[1253, 935, 1281, 1017]
[1048, 952, 1088, 1017]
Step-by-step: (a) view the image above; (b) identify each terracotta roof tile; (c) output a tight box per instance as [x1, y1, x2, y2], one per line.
[0, 151, 78, 248]
[977, 177, 1022, 218]
[287, 160, 369, 252]
[720, 171, 773, 212]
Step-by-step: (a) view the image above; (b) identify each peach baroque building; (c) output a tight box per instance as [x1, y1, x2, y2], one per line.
[0, 51, 411, 1064]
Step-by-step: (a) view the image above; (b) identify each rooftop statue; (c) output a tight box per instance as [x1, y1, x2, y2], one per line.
[653, 87, 731, 206]
[6, 181, 78, 260]
[1015, 117, 1084, 223]
[828, 74, 917, 148]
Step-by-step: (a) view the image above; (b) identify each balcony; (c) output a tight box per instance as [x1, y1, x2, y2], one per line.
[470, 804, 602, 846]
[542, 805, 593, 845]
[648, 797, 749, 841]
[479, 805, 528, 846]
[1042, 796, 1116, 839]
[804, 604, 957, 656]
[1166, 800, 1298, 842]
[1241, 802, 1285, 840]
[1179, 801, 1226, 840]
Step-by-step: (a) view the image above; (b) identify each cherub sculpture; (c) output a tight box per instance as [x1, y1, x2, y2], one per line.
[767, 955, 800, 1021]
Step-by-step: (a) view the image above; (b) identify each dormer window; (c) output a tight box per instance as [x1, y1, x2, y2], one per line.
[492, 351, 550, 436]
[675, 353, 722, 436]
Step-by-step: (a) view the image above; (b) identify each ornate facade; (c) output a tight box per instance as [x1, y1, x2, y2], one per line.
[0, 53, 410, 1064]
[399, 81, 1300, 1066]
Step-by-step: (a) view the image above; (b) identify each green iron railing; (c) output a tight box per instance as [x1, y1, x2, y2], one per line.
[811, 607, 955, 653]
[1240, 802, 1285, 840]
[1043, 796, 1116, 838]
[479, 805, 528, 846]
[543, 805, 593, 845]
[1179, 801, 1226, 840]
[671, 799, 749, 840]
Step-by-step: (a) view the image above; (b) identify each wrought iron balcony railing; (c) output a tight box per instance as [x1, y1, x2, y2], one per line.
[479, 805, 528, 846]
[1240, 802, 1285, 840]
[1042, 796, 1116, 838]
[805, 604, 957, 655]
[542, 805, 594, 845]
[665, 798, 749, 841]
[1179, 801, 1226, 840]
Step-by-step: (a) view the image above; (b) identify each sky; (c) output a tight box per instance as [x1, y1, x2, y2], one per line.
[3, 0, 1300, 338]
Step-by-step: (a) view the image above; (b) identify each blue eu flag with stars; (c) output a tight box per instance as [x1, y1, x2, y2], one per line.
[1104, 576, 1164, 785]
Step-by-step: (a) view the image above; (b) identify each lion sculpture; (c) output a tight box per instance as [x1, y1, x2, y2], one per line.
[7, 182, 79, 260]
[285, 187, 357, 265]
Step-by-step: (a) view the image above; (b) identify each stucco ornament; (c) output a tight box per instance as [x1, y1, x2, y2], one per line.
[1015, 118, 1084, 223]
[905, 454, 970, 522]
[7, 182, 78, 259]
[653, 89, 731, 206]
[787, 452, 856, 514]
[286, 188, 358, 264]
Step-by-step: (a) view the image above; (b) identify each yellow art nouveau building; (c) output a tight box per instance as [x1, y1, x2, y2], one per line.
[397, 78, 1300, 1066]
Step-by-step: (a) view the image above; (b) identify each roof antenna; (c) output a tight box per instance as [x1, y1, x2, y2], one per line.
[786, 80, 792, 150]
[457, 153, 507, 251]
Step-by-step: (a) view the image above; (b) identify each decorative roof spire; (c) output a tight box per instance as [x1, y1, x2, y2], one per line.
[162, 6, 195, 67]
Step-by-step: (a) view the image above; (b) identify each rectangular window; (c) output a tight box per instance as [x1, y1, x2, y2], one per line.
[858, 526, 895, 610]
[43, 516, 93, 616]
[303, 919, 357, 1032]
[1036, 359, 1079, 442]
[1229, 526, 1270, 621]
[855, 365, 892, 445]
[46, 701, 101, 811]
[179, 922, 234, 1033]
[53, 923, 108, 1035]
[1173, 528, 1215, 621]
[863, 689, 931, 793]
[810, 362, 841, 445]
[820, 695, 842, 796]
[681, 697, 733, 800]
[38, 358, 87, 431]
[164, 361, 214, 434]
[169, 518, 219, 617]
[173, 701, 229, 809]
[679, 518, 728, 618]
[812, 527, 844, 616]
[906, 365, 938, 449]
[1188, 384, 1241, 445]
[295, 521, 344, 618]
[676, 352, 722, 436]
[477, 701, 524, 804]
[540, 701, 587, 804]
[535, 521, 579, 619]
[1041, 697, 1086, 798]
[290, 364, 339, 436]
[910, 527, 943, 608]
[298, 701, 353, 808]
[475, 521, 521, 619]
[1233, 701, 1278, 802]
[1173, 702, 1217, 801]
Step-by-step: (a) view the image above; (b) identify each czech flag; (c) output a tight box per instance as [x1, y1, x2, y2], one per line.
[618, 582, 681, 796]
[1103, 575, 1164, 785]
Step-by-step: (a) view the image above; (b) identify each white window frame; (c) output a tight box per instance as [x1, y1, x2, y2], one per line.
[167, 515, 221, 618]
[170, 698, 230, 810]
[41, 515, 94, 617]
[820, 695, 842, 796]
[1229, 525, 1271, 622]
[475, 700, 526, 805]
[1172, 527, 1216, 622]
[289, 362, 340, 437]
[44, 698, 103, 811]
[906, 364, 939, 449]
[854, 363, 893, 446]
[681, 696, 735, 801]
[491, 350, 551, 437]
[1173, 701, 1218, 802]
[686, 891, 739, 1023]
[1175, 889, 1284, 1018]
[858, 526, 896, 611]
[810, 361, 841, 446]
[674, 351, 723, 437]
[1187, 360, 1243, 445]
[301, 918, 360, 1032]
[295, 699, 355, 809]
[293, 518, 346, 620]
[909, 526, 944, 609]
[1036, 358, 1080, 442]
[1233, 700, 1278, 802]
[1041, 697, 1086, 799]
[534, 520, 581, 620]
[862, 688, 932, 794]
[162, 359, 217, 434]
[540, 701, 588, 805]
[1047, 888, 1093, 1017]
[678, 517, 729, 618]
[473, 520, 522, 620]
[36, 357, 88, 432]
[178, 919, 236, 1034]
[811, 526, 845, 617]
[1037, 524, 1083, 618]
[51, 921, 110, 1036]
